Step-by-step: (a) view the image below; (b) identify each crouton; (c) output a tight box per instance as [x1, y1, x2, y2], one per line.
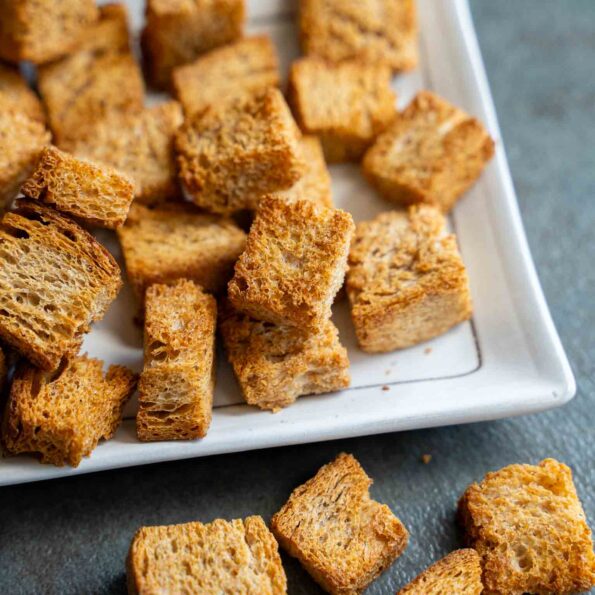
[0, 63, 45, 123]
[271, 453, 408, 594]
[346, 206, 472, 352]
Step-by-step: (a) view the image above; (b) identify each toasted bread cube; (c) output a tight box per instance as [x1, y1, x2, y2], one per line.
[0, 111, 50, 210]
[137, 281, 216, 441]
[347, 206, 472, 352]
[0, 0, 98, 65]
[288, 58, 396, 163]
[173, 35, 280, 118]
[71, 102, 183, 205]
[0, 63, 45, 123]
[220, 302, 349, 411]
[1, 355, 136, 467]
[459, 459, 595, 594]
[118, 203, 246, 301]
[128, 516, 286, 594]
[397, 549, 483, 595]
[21, 146, 134, 229]
[300, 0, 417, 72]
[177, 89, 304, 215]
[0, 200, 122, 370]
[142, 0, 245, 89]
[228, 197, 354, 329]
[271, 453, 408, 594]
[363, 91, 495, 212]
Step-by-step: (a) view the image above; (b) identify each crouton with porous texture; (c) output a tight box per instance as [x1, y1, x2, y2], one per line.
[288, 58, 396, 162]
[0, 63, 45, 123]
[347, 206, 472, 352]
[228, 197, 354, 329]
[127, 516, 287, 594]
[271, 452, 408, 594]
[458, 458, 595, 595]
[0, 200, 122, 370]
[363, 91, 495, 212]
[21, 146, 134, 229]
[2, 355, 136, 467]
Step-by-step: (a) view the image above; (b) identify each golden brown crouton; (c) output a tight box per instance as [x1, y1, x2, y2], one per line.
[271, 453, 408, 594]
[347, 206, 472, 352]
[21, 146, 134, 229]
[127, 516, 286, 594]
[299, 0, 418, 72]
[177, 89, 304, 215]
[459, 458, 595, 595]
[288, 57, 396, 162]
[0, 200, 122, 370]
[228, 197, 354, 329]
[0, 0, 98, 64]
[397, 549, 483, 594]
[0, 63, 45, 123]
[173, 35, 280, 117]
[2, 355, 136, 467]
[137, 280, 217, 441]
[363, 91, 495, 212]
[220, 302, 349, 411]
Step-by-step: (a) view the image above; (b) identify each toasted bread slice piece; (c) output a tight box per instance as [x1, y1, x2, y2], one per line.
[2, 355, 136, 467]
[459, 458, 595, 594]
[128, 515, 286, 594]
[0, 63, 45, 123]
[0, 200, 122, 370]
[21, 146, 134, 229]
[398, 549, 483, 594]
[271, 453, 408, 594]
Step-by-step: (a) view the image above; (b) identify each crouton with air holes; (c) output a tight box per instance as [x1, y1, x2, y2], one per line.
[176, 88, 304, 215]
[458, 458, 595, 594]
[21, 146, 134, 229]
[0, 63, 45, 123]
[271, 453, 408, 595]
[363, 90, 495, 212]
[346, 205, 472, 352]
[228, 197, 354, 329]
[220, 302, 350, 412]
[397, 549, 483, 595]
[299, 0, 418, 72]
[1, 355, 137, 467]
[142, 0, 245, 89]
[137, 280, 217, 442]
[288, 57, 397, 163]
[118, 203, 246, 301]
[0, 200, 122, 371]
[127, 516, 287, 594]
[173, 35, 280, 117]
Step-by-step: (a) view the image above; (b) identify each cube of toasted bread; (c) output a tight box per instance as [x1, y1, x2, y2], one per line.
[347, 206, 472, 352]
[118, 203, 246, 301]
[0, 111, 50, 210]
[0, 200, 122, 370]
[0, 63, 45, 123]
[288, 58, 396, 163]
[137, 280, 216, 441]
[142, 0, 246, 89]
[363, 91, 495, 212]
[2, 355, 136, 467]
[173, 35, 280, 118]
[459, 459, 595, 594]
[271, 453, 408, 594]
[71, 102, 183, 204]
[228, 197, 354, 329]
[397, 549, 483, 594]
[177, 89, 304, 215]
[0, 0, 98, 64]
[300, 0, 417, 72]
[21, 146, 134, 229]
[220, 302, 349, 411]
[128, 515, 286, 594]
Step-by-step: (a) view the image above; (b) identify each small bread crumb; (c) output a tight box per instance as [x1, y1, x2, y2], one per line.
[382, 386, 390, 392]
[422, 454, 432, 464]
[424, 347, 432, 354]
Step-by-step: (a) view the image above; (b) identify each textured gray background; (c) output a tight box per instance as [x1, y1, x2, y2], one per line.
[1, 1, 594, 593]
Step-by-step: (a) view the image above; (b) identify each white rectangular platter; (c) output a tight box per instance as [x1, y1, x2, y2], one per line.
[0, 0, 575, 486]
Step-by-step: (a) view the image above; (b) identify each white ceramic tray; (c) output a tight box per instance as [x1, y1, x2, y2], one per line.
[0, 0, 575, 486]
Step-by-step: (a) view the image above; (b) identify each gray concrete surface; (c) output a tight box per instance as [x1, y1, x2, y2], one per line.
[1, 1, 594, 593]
